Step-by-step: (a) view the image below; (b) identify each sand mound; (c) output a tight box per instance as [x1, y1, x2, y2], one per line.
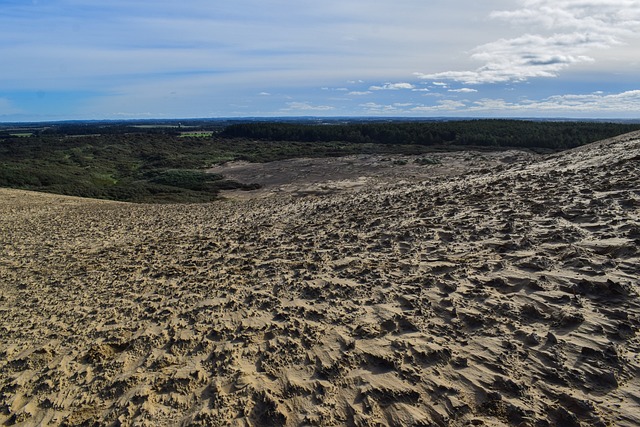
[1, 132, 639, 426]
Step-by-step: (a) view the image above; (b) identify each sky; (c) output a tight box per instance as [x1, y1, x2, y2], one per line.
[1, 0, 640, 121]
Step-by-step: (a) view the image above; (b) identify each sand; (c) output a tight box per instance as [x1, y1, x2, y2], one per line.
[1, 132, 639, 426]
[206, 151, 535, 198]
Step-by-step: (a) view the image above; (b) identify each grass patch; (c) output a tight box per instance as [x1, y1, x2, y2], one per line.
[90, 173, 119, 186]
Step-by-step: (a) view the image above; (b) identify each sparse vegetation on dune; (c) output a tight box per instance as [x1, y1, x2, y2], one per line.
[0, 132, 260, 203]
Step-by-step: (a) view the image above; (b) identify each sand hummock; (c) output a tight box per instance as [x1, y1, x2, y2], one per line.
[1, 133, 639, 426]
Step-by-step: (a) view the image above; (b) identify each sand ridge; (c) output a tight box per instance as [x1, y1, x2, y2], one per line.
[1, 132, 639, 426]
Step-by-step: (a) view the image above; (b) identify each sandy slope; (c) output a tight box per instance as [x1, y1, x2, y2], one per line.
[207, 151, 536, 198]
[0, 133, 639, 426]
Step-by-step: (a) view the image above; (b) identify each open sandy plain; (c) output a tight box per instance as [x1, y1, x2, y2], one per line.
[1, 133, 639, 426]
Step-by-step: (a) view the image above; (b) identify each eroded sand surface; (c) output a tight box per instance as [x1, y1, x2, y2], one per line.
[1, 133, 639, 426]
[207, 151, 535, 198]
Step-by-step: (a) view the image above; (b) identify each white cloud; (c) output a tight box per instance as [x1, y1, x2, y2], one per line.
[468, 89, 640, 115]
[111, 111, 155, 118]
[359, 102, 398, 112]
[354, 89, 640, 116]
[417, 0, 640, 84]
[369, 82, 415, 90]
[348, 91, 372, 96]
[417, 33, 601, 84]
[530, 89, 640, 112]
[283, 101, 335, 111]
[449, 88, 478, 93]
[490, 1, 640, 37]
[259, 92, 271, 96]
[360, 102, 384, 109]
[435, 100, 466, 109]
[411, 100, 466, 112]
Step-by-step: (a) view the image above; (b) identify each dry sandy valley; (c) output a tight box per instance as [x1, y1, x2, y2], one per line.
[1, 133, 639, 426]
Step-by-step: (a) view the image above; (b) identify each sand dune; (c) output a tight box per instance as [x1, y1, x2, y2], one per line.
[1, 132, 639, 426]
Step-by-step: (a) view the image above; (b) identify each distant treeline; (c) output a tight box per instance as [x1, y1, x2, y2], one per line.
[220, 120, 640, 149]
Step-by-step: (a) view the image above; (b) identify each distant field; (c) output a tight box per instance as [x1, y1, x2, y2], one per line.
[131, 125, 182, 129]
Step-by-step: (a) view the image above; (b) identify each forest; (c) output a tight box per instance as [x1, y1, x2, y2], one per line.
[219, 119, 640, 149]
[1, 119, 639, 203]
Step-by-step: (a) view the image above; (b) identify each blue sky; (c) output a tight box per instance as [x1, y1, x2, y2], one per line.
[1, 0, 640, 121]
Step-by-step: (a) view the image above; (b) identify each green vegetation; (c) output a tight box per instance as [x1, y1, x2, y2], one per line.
[179, 131, 214, 138]
[220, 119, 640, 150]
[1, 119, 639, 203]
[0, 133, 262, 203]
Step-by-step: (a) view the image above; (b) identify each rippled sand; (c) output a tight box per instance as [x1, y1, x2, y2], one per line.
[1, 132, 639, 426]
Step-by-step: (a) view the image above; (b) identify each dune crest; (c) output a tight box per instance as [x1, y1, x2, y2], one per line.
[1, 132, 639, 426]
